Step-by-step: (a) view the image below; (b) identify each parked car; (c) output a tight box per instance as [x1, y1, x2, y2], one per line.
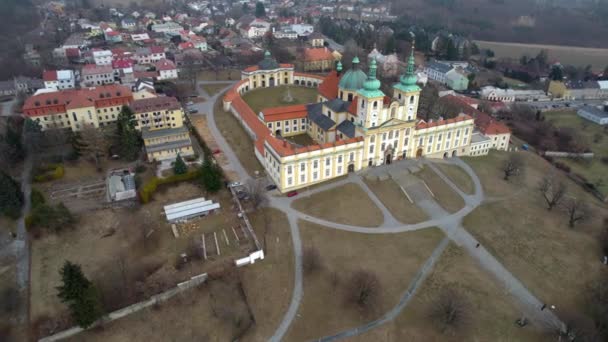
[521, 144, 529, 151]
[265, 184, 277, 191]
[287, 190, 298, 197]
[189, 109, 198, 114]
[228, 181, 242, 188]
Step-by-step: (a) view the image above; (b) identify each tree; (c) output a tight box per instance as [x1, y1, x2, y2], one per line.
[0, 171, 23, 219]
[563, 197, 589, 228]
[173, 154, 187, 175]
[80, 124, 109, 170]
[502, 154, 523, 181]
[302, 247, 322, 275]
[539, 176, 567, 211]
[418, 84, 439, 121]
[446, 39, 459, 60]
[429, 288, 470, 334]
[245, 178, 267, 210]
[549, 64, 564, 81]
[255, 2, 266, 18]
[346, 270, 379, 311]
[29, 202, 75, 234]
[115, 106, 141, 161]
[0, 116, 25, 164]
[199, 159, 222, 193]
[383, 35, 396, 54]
[57, 261, 103, 328]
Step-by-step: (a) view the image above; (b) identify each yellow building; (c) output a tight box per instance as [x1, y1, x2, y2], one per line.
[223, 45, 476, 193]
[130, 96, 194, 162]
[241, 51, 294, 90]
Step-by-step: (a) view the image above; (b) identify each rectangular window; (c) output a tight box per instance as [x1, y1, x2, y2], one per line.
[395, 130, 399, 138]
[383, 133, 387, 141]
[427, 145, 431, 153]
[381, 143, 386, 151]
[300, 163, 305, 171]
[325, 158, 330, 166]
[337, 166, 342, 174]
[447, 132, 451, 139]
[456, 130, 460, 137]
[313, 160, 319, 169]
[293, 120, 298, 125]
[337, 155, 343, 163]
[388, 131, 393, 139]
[349, 152, 354, 162]
[287, 165, 292, 175]
[438, 134, 442, 141]
[369, 145, 374, 154]
[445, 142, 450, 149]
[428, 135, 433, 143]
[418, 138, 423, 146]
[325, 168, 330, 177]
[300, 174, 305, 183]
[404, 138, 409, 146]
[313, 172, 318, 180]
[437, 143, 441, 150]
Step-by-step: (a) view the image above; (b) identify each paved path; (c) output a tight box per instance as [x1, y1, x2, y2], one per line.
[198, 82, 564, 340]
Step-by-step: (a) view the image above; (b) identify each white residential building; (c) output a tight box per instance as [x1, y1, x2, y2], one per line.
[81, 64, 115, 87]
[156, 59, 178, 80]
[42, 70, 75, 90]
[93, 50, 113, 66]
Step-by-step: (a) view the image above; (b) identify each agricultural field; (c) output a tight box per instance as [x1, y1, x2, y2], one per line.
[475, 40, 608, 71]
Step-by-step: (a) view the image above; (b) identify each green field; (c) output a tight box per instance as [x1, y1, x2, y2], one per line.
[544, 110, 608, 194]
[242, 86, 318, 114]
[475, 40, 608, 71]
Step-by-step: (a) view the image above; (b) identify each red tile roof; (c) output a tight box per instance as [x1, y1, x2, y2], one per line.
[155, 58, 176, 71]
[262, 104, 308, 121]
[304, 47, 334, 62]
[416, 114, 474, 130]
[178, 42, 195, 50]
[439, 95, 511, 135]
[131, 96, 180, 113]
[318, 70, 340, 100]
[81, 64, 113, 75]
[43, 70, 57, 82]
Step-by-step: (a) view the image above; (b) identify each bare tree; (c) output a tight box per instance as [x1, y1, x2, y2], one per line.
[80, 124, 109, 171]
[502, 154, 523, 181]
[345, 270, 379, 311]
[429, 288, 470, 334]
[563, 197, 590, 228]
[246, 178, 268, 211]
[302, 247, 322, 275]
[539, 176, 567, 211]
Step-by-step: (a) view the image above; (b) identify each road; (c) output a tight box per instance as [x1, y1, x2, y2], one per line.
[322, 35, 344, 53]
[197, 80, 564, 340]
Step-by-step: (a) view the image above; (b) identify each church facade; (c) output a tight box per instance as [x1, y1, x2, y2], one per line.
[224, 49, 477, 193]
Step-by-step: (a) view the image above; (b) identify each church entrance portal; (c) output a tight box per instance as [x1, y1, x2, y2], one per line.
[416, 148, 423, 158]
[385, 154, 392, 165]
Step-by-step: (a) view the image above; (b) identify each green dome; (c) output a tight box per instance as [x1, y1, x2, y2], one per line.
[339, 57, 366, 90]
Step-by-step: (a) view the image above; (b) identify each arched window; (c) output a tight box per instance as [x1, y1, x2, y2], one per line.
[390, 107, 396, 118]
[348, 93, 353, 102]
[361, 100, 365, 108]
[373, 101, 378, 109]
[340, 91, 343, 99]
[410, 96, 415, 104]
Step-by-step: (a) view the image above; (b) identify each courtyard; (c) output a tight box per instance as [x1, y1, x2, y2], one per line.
[241, 85, 318, 114]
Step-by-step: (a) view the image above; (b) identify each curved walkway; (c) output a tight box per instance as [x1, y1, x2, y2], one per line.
[200, 82, 563, 340]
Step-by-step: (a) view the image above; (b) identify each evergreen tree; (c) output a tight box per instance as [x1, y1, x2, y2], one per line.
[255, 2, 266, 18]
[549, 64, 564, 81]
[446, 39, 459, 60]
[57, 261, 103, 328]
[116, 106, 141, 161]
[200, 159, 222, 193]
[1, 118, 25, 163]
[173, 154, 187, 175]
[69, 131, 86, 159]
[0, 171, 23, 218]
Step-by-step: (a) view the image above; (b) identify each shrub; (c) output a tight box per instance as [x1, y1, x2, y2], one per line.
[30, 188, 45, 209]
[33, 164, 65, 182]
[27, 202, 75, 235]
[138, 170, 201, 204]
[135, 164, 147, 173]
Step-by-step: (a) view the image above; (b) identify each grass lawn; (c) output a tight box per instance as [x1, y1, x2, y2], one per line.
[70, 275, 251, 342]
[545, 109, 608, 194]
[363, 178, 429, 224]
[350, 244, 552, 342]
[213, 97, 265, 177]
[31, 183, 250, 338]
[435, 163, 475, 195]
[416, 167, 465, 213]
[242, 86, 318, 114]
[292, 183, 384, 227]
[284, 222, 443, 340]
[462, 150, 607, 326]
[239, 208, 294, 341]
[285, 133, 317, 146]
[201, 83, 232, 97]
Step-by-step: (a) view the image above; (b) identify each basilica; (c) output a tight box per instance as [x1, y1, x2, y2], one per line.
[224, 48, 496, 193]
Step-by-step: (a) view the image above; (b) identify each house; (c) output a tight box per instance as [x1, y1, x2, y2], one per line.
[93, 50, 113, 66]
[134, 46, 166, 65]
[23, 44, 42, 67]
[151, 22, 183, 35]
[43, 70, 76, 90]
[424, 60, 471, 91]
[81, 64, 115, 87]
[121, 17, 137, 30]
[273, 28, 298, 40]
[155, 59, 178, 80]
[190, 35, 207, 51]
[577, 106, 608, 125]
[174, 49, 206, 71]
[130, 33, 151, 42]
[237, 15, 271, 38]
[445, 69, 469, 92]
[178, 42, 195, 50]
[130, 96, 194, 161]
[308, 31, 325, 48]
[290, 24, 314, 37]
[480, 86, 547, 102]
[303, 47, 336, 72]
[424, 60, 453, 84]
[113, 58, 135, 84]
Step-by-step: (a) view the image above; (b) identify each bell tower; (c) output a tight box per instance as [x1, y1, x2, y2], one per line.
[358, 59, 385, 129]
[393, 37, 421, 121]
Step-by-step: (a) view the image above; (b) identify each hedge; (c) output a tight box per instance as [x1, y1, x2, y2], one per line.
[139, 170, 201, 204]
[33, 164, 65, 183]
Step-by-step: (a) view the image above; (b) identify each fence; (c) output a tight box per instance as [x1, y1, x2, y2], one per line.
[544, 151, 594, 159]
[38, 273, 208, 342]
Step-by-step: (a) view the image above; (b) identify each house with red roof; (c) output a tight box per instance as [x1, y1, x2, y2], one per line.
[43, 70, 75, 90]
[303, 47, 336, 72]
[155, 59, 178, 80]
[81, 64, 115, 87]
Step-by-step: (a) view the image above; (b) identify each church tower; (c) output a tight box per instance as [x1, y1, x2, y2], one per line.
[358, 59, 386, 129]
[393, 40, 421, 121]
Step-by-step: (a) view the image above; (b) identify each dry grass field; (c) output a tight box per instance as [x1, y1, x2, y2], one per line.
[363, 178, 429, 224]
[350, 244, 552, 342]
[198, 69, 240, 81]
[462, 151, 607, 325]
[416, 167, 465, 213]
[475, 40, 608, 71]
[292, 183, 384, 227]
[213, 98, 265, 177]
[435, 163, 475, 195]
[201, 83, 232, 97]
[30, 183, 251, 338]
[283, 221, 444, 340]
